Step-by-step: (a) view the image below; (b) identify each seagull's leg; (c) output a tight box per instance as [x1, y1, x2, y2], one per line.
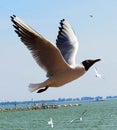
[37, 86, 49, 93]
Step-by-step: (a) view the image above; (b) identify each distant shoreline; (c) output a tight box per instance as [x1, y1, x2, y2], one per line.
[0, 95, 117, 104]
[0, 97, 117, 112]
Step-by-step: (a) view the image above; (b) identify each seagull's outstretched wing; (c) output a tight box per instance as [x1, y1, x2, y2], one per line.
[11, 15, 70, 77]
[56, 19, 79, 65]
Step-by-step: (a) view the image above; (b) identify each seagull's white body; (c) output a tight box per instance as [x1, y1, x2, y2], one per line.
[29, 65, 85, 92]
[11, 15, 101, 93]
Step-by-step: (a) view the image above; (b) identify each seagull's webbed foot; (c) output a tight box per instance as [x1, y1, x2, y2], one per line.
[37, 87, 49, 93]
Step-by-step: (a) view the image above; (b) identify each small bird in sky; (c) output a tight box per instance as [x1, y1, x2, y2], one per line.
[48, 117, 54, 128]
[11, 15, 101, 93]
[89, 15, 93, 18]
[94, 67, 103, 79]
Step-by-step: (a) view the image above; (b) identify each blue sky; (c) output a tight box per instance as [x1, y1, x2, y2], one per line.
[0, 0, 117, 101]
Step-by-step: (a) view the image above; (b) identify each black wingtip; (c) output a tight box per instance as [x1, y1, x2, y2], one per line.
[60, 19, 65, 25]
[13, 14, 16, 17]
[59, 19, 66, 29]
[10, 15, 16, 21]
[61, 19, 65, 22]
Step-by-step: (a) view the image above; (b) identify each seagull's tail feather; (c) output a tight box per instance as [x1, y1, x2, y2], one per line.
[28, 83, 43, 92]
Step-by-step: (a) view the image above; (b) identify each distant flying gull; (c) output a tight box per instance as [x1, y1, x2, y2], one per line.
[10, 15, 101, 93]
[70, 117, 82, 123]
[48, 117, 54, 128]
[94, 67, 103, 79]
[70, 110, 87, 123]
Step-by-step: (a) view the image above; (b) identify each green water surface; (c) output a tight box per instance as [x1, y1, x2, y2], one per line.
[0, 100, 117, 130]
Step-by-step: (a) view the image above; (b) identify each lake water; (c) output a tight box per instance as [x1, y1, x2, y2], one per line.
[0, 100, 117, 130]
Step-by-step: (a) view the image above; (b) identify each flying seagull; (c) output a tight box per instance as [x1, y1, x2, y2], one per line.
[10, 15, 101, 93]
[94, 67, 103, 79]
[70, 117, 82, 123]
[70, 110, 87, 123]
[48, 117, 54, 128]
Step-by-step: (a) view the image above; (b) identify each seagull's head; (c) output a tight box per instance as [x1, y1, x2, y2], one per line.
[82, 59, 101, 71]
